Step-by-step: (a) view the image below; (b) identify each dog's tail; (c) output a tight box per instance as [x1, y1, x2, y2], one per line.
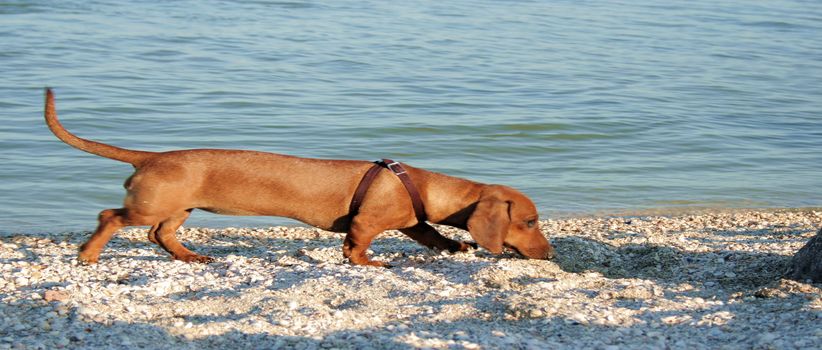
[44, 88, 155, 166]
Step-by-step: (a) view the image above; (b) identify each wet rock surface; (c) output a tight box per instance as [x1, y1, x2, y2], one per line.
[787, 228, 822, 283]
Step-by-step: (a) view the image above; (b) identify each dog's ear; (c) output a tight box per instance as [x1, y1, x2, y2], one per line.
[467, 188, 510, 254]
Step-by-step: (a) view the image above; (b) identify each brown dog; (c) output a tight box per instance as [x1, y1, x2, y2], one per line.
[44, 89, 554, 266]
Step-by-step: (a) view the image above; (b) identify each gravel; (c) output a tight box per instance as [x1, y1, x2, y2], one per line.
[1, 209, 821, 349]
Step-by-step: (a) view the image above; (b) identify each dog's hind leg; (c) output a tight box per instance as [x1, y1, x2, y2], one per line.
[147, 224, 160, 244]
[152, 210, 212, 263]
[78, 208, 152, 264]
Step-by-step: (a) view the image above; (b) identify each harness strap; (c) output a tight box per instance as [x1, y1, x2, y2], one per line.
[381, 159, 427, 223]
[349, 159, 427, 223]
[349, 162, 384, 217]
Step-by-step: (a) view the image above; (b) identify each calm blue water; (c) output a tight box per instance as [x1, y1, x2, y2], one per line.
[2, 0, 821, 233]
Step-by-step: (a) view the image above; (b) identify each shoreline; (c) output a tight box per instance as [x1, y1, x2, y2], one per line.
[7, 206, 822, 236]
[549, 205, 822, 219]
[1, 209, 820, 349]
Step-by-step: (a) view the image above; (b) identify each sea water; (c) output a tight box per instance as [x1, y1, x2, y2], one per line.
[1, 0, 821, 232]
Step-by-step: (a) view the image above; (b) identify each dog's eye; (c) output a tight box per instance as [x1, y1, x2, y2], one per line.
[526, 219, 536, 228]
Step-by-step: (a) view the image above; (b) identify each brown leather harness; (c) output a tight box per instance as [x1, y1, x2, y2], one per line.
[349, 159, 427, 223]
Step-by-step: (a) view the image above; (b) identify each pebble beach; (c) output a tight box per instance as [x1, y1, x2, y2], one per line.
[1, 209, 820, 349]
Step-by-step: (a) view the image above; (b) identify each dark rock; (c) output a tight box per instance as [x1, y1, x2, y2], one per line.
[786, 228, 822, 283]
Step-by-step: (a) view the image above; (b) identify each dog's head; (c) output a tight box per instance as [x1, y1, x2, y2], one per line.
[466, 185, 555, 260]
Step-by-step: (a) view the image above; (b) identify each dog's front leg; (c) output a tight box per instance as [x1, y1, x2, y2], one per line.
[400, 222, 476, 253]
[343, 218, 388, 267]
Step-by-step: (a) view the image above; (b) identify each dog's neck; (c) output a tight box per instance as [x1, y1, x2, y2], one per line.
[423, 174, 485, 229]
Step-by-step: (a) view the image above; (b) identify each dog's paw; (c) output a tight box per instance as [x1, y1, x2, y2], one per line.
[77, 252, 99, 265]
[349, 259, 391, 268]
[174, 254, 215, 264]
[448, 241, 478, 253]
[361, 260, 392, 268]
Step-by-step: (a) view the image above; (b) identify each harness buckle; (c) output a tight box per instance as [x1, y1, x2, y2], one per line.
[386, 161, 406, 175]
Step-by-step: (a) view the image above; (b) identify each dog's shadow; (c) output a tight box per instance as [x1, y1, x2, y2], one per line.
[159, 227, 514, 288]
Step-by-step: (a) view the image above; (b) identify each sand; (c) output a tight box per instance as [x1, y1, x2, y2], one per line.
[1, 209, 820, 349]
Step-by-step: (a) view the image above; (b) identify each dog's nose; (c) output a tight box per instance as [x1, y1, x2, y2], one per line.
[544, 248, 556, 260]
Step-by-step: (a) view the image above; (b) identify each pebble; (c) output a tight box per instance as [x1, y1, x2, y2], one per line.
[55, 337, 70, 347]
[0, 210, 819, 349]
[43, 290, 69, 302]
[523, 308, 546, 320]
[758, 332, 778, 344]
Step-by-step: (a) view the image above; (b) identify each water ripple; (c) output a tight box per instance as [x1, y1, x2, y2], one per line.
[2, 0, 821, 232]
